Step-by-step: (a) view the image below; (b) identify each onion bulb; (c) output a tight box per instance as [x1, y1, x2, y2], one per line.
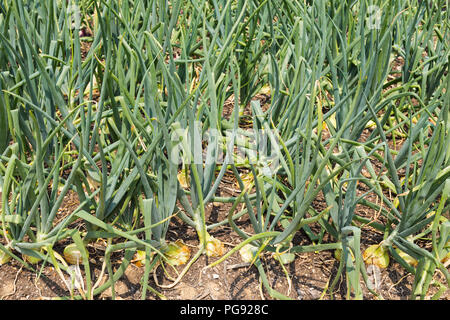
[275, 251, 295, 265]
[23, 250, 43, 264]
[334, 248, 355, 262]
[363, 244, 389, 269]
[239, 244, 258, 263]
[205, 236, 225, 258]
[63, 243, 87, 265]
[163, 240, 191, 266]
[395, 248, 418, 267]
[0, 250, 11, 265]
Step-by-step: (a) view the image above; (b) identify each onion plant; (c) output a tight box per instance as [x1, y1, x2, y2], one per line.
[0, 0, 448, 300]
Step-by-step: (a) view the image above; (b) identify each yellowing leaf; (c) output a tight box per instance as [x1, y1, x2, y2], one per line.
[235, 172, 254, 191]
[177, 168, 190, 189]
[259, 84, 271, 95]
[441, 251, 450, 264]
[86, 170, 100, 190]
[132, 250, 147, 267]
[441, 242, 450, 264]
[393, 197, 400, 209]
[425, 211, 448, 223]
[328, 113, 337, 129]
